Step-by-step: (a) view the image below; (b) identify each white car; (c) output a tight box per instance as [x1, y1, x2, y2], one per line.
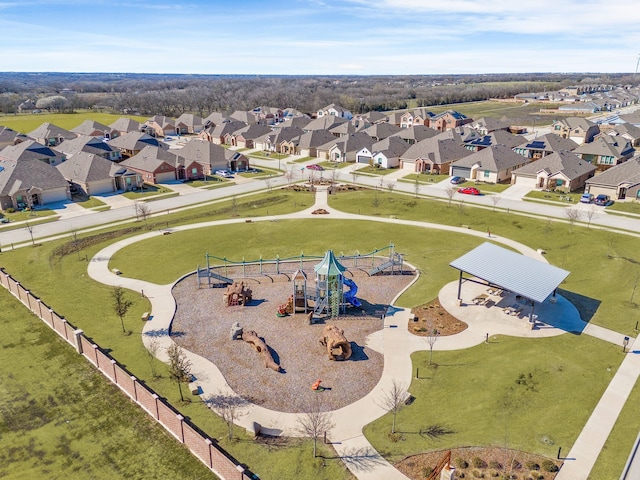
[215, 170, 233, 178]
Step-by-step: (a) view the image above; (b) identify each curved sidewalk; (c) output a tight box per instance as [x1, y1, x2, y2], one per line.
[87, 186, 632, 480]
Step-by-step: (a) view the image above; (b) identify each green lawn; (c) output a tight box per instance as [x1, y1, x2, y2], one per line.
[365, 335, 622, 463]
[184, 177, 228, 188]
[122, 184, 176, 200]
[1, 208, 57, 222]
[354, 166, 395, 176]
[0, 287, 218, 480]
[525, 190, 581, 205]
[0, 112, 146, 133]
[291, 156, 315, 163]
[74, 196, 108, 209]
[607, 200, 640, 215]
[400, 173, 449, 184]
[317, 161, 352, 170]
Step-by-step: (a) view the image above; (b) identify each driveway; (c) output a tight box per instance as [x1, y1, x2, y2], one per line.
[48, 200, 93, 220]
[93, 192, 136, 209]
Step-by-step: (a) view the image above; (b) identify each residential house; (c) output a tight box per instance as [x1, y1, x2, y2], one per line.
[511, 150, 595, 191]
[56, 152, 141, 195]
[356, 136, 410, 169]
[558, 102, 602, 114]
[55, 135, 122, 161]
[175, 113, 204, 135]
[385, 112, 404, 127]
[254, 127, 305, 154]
[0, 158, 70, 210]
[252, 106, 284, 125]
[228, 110, 260, 125]
[141, 115, 176, 137]
[428, 110, 473, 132]
[179, 139, 249, 174]
[357, 111, 388, 124]
[27, 122, 77, 147]
[121, 145, 201, 183]
[362, 123, 402, 142]
[599, 123, 640, 147]
[470, 117, 511, 135]
[107, 132, 169, 158]
[203, 111, 228, 128]
[108, 118, 141, 139]
[0, 139, 66, 166]
[225, 124, 273, 149]
[303, 115, 348, 132]
[199, 120, 246, 145]
[513, 134, 579, 160]
[328, 132, 375, 163]
[329, 119, 369, 137]
[551, 117, 600, 144]
[275, 116, 312, 130]
[71, 120, 113, 139]
[0, 126, 28, 149]
[573, 136, 635, 170]
[585, 155, 640, 201]
[285, 130, 336, 157]
[400, 108, 435, 128]
[399, 137, 472, 174]
[390, 125, 438, 145]
[317, 103, 353, 120]
[450, 144, 529, 183]
[463, 130, 527, 152]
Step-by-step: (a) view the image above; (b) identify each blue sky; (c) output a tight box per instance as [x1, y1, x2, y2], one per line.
[1, 0, 640, 74]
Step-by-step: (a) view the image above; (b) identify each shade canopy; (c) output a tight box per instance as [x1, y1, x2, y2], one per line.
[449, 242, 569, 304]
[314, 250, 346, 276]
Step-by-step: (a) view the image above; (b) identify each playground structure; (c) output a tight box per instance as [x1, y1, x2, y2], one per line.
[319, 325, 352, 361]
[197, 244, 404, 319]
[240, 329, 281, 372]
[223, 281, 252, 307]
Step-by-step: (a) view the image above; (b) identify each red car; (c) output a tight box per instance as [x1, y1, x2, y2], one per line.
[458, 187, 480, 195]
[306, 164, 324, 171]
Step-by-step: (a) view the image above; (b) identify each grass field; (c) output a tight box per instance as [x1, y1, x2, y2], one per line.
[365, 335, 622, 463]
[0, 287, 219, 480]
[0, 112, 147, 133]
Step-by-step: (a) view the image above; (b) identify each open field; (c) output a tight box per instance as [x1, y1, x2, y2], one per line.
[0, 112, 147, 133]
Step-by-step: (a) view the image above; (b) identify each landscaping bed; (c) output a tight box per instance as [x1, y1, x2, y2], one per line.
[410, 299, 468, 336]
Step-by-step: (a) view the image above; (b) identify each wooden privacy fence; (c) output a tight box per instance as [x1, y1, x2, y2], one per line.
[0, 268, 252, 480]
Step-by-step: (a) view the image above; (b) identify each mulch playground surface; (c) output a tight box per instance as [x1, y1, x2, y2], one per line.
[171, 261, 415, 413]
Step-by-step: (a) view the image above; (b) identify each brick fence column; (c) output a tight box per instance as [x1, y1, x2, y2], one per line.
[176, 414, 185, 443]
[205, 439, 213, 468]
[131, 376, 138, 401]
[73, 329, 84, 354]
[152, 394, 160, 419]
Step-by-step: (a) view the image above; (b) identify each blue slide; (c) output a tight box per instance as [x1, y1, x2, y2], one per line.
[342, 277, 362, 308]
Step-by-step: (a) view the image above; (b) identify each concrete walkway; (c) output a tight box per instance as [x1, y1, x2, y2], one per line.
[86, 187, 635, 480]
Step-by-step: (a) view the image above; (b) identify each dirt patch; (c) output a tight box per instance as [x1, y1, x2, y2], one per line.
[409, 299, 467, 336]
[396, 446, 561, 479]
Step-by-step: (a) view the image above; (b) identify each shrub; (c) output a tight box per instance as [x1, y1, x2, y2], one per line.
[5, 207, 14, 213]
[525, 461, 539, 470]
[489, 461, 502, 469]
[422, 466, 433, 477]
[455, 457, 469, 469]
[541, 460, 559, 472]
[473, 457, 487, 468]
[472, 470, 484, 478]
[387, 432, 401, 442]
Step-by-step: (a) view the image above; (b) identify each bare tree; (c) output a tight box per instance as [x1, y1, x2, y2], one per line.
[330, 167, 340, 186]
[135, 201, 151, 226]
[25, 222, 35, 246]
[284, 166, 295, 185]
[70, 229, 82, 259]
[425, 319, 439, 366]
[205, 392, 249, 440]
[264, 175, 275, 193]
[112, 286, 133, 334]
[351, 169, 359, 186]
[146, 338, 160, 379]
[167, 343, 192, 402]
[385, 181, 396, 194]
[378, 379, 409, 434]
[297, 398, 335, 458]
[585, 205, 596, 229]
[445, 186, 456, 207]
[564, 207, 581, 233]
[413, 177, 421, 198]
[491, 194, 501, 212]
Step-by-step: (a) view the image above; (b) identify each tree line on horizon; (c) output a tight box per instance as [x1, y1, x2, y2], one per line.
[0, 72, 637, 117]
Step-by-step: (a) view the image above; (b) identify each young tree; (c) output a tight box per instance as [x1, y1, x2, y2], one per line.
[146, 338, 160, 378]
[378, 379, 408, 434]
[25, 222, 35, 246]
[70, 229, 82, 259]
[445, 186, 456, 207]
[167, 343, 192, 402]
[585, 205, 596, 229]
[135, 201, 151, 227]
[297, 398, 335, 458]
[564, 207, 581, 233]
[112, 286, 133, 334]
[425, 319, 439, 365]
[284, 166, 295, 185]
[351, 169, 359, 186]
[205, 392, 248, 440]
[413, 177, 421, 198]
[385, 180, 396, 194]
[491, 194, 501, 212]
[264, 175, 275, 193]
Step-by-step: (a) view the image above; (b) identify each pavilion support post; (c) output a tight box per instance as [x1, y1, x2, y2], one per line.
[457, 271, 463, 301]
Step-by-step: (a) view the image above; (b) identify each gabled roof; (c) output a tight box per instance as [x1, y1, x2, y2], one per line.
[363, 122, 402, 140]
[228, 110, 260, 125]
[303, 115, 348, 131]
[0, 158, 69, 195]
[432, 110, 469, 121]
[179, 139, 236, 167]
[0, 139, 65, 163]
[277, 116, 312, 129]
[610, 122, 640, 140]
[450, 242, 569, 304]
[585, 155, 640, 187]
[360, 111, 388, 123]
[553, 117, 597, 130]
[0, 126, 28, 147]
[55, 135, 117, 157]
[573, 136, 634, 158]
[372, 136, 409, 158]
[145, 115, 175, 128]
[330, 132, 374, 154]
[330, 120, 369, 136]
[295, 129, 336, 149]
[56, 152, 133, 183]
[515, 133, 578, 153]
[390, 125, 438, 143]
[107, 131, 168, 151]
[451, 144, 527, 171]
[203, 111, 228, 126]
[109, 117, 141, 133]
[27, 122, 76, 142]
[512, 150, 596, 180]
[464, 130, 526, 150]
[471, 117, 511, 132]
[71, 120, 111, 136]
[210, 120, 247, 138]
[401, 136, 471, 164]
[233, 124, 273, 140]
[120, 145, 183, 172]
[175, 113, 204, 128]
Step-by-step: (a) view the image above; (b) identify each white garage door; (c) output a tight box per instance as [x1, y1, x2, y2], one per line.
[155, 171, 176, 183]
[514, 175, 537, 188]
[41, 188, 69, 204]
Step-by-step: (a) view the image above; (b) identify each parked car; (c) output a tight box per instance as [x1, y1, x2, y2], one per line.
[450, 176, 464, 184]
[214, 170, 233, 178]
[458, 187, 480, 195]
[306, 164, 324, 171]
[595, 194, 613, 206]
[580, 193, 594, 204]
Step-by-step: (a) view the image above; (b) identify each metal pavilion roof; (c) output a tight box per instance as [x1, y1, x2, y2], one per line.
[449, 242, 570, 304]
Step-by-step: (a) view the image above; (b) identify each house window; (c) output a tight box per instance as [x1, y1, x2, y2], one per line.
[126, 177, 131, 184]
[483, 170, 490, 178]
[192, 168, 198, 175]
[555, 179, 563, 187]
